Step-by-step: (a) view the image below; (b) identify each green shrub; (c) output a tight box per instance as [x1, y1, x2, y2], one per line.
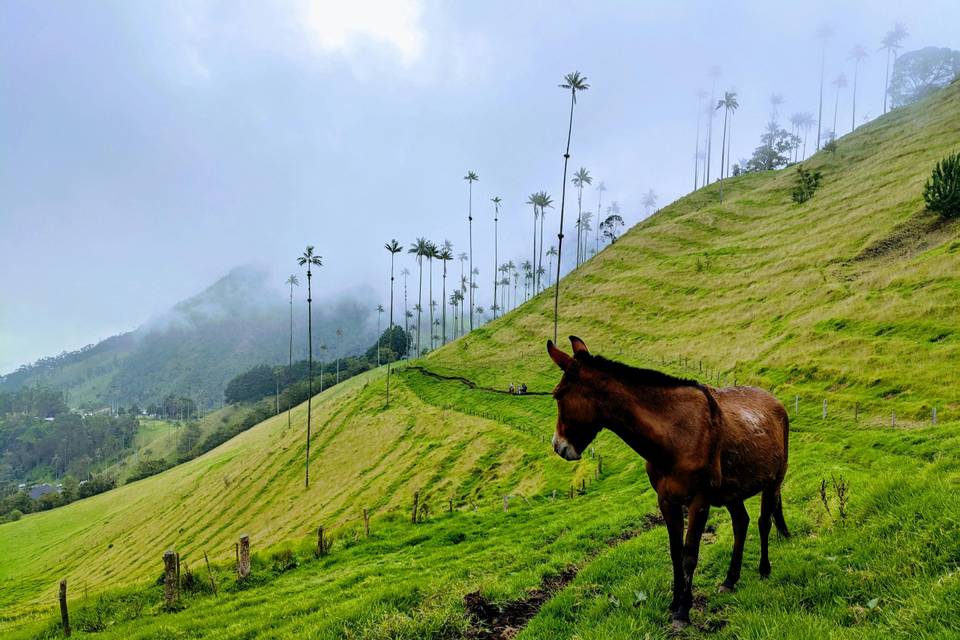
[792, 165, 823, 204]
[924, 152, 960, 218]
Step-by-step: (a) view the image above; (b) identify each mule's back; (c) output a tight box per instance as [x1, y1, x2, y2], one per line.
[710, 386, 789, 501]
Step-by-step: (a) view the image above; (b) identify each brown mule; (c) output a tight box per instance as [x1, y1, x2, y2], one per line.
[547, 336, 789, 628]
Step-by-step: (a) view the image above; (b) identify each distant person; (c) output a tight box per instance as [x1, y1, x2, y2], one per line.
[520, 383, 527, 395]
[508, 383, 515, 394]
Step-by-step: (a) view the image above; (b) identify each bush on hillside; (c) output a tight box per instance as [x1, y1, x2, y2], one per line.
[924, 152, 960, 218]
[127, 459, 173, 483]
[792, 165, 823, 204]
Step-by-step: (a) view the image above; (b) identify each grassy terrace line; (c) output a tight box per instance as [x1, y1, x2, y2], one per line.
[1, 82, 959, 638]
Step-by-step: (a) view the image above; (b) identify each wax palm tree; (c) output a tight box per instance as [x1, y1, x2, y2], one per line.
[521, 260, 533, 300]
[694, 90, 706, 190]
[536, 191, 553, 292]
[463, 171, 479, 330]
[438, 242, 453, 344]
[594, 182, 606, 256]
[800, 112, 816, 159]
[642, 190, 658, 217]
[449, 291, 460, 337]
[553, 71, 589, 341]
[425, 241, 437, 350]
[384, 240, 403, 403]
[849, 45, 868, 132]
[831, 74, 847, 137]
[716, 91, 739, 180]
[789, 113, 803, 162]
[490, 196, 501, 319]
[572, 167, 592, 268]
[546, 245, 558, 282]
[705, 65, 721, 183]
[284, 274, 299, 430]
[880, 23, 908, 114]
[526, 192, 539, 293]
[408, 238, 430, 355]
[296, 246, 321, 488]
[400, 267, 410, 357]
[769, 93, 784, 123]
[815, 24, 834, 151]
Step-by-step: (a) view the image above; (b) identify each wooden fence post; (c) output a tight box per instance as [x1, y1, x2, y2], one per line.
[163, 550, 178, 608]
[503, 495, 509, 511]
[822, 399, 827, 419]
[363, 509, 370, 537]
[795, 395, 799, 417]
[933, 407, 937, 425]
[238, 534, 250, 579]
[891, 412, 896, 428]
[854, 403, 859, 423]
[59, 578, 71, 637]
[412, 491, 419, 524]
[316, 526, 326, 557]
[597, 453, 603, 476]
[203, 551, 218, 597]
[448, 498, 453, 513]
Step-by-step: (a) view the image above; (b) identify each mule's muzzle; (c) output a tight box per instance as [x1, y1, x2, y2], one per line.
[552, 433, 581, 461]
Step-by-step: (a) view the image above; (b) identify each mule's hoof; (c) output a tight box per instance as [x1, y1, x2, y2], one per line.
[670, 617, 689, 632]
[718, 583, 735, 594]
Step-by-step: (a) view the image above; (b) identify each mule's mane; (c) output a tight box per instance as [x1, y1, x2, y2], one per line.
[583, 354, 701, 389]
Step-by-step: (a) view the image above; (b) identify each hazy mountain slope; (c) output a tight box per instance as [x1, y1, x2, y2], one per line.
[0, 266, 376, 407]
[2, 83, 960, 638]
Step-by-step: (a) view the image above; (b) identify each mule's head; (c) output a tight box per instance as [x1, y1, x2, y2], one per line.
[547, 336, 602, 461]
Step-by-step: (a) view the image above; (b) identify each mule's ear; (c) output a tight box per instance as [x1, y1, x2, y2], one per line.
[547, 339, 573, 371]
[569, 336, 590, 356]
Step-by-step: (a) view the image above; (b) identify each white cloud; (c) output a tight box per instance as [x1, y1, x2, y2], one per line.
[299, 0, 425, 65]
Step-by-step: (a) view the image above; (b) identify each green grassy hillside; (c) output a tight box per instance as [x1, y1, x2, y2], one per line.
[2, 82, 959, 639]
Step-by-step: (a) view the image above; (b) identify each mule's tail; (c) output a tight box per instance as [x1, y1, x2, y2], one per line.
[773, 494, 790, 539]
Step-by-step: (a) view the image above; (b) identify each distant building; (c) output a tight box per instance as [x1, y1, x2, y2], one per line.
[27, 483, 60, 500]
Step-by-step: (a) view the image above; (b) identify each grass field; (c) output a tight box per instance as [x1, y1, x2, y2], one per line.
[1, 82, 959, 638]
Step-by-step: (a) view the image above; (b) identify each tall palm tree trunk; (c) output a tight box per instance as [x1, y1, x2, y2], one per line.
[531, 204, 537, 300]
[493, 214, 498, 319]
[719, 108, 729, 202]
[387, 253, 396, 404]
[553, 90, 575, 343]
[441, 261, 447, 344]
[851, 62, 859, 132]
[467, 183, 474, 331]
[833, 87, 840, 136]
[416, 258, 423, 356]
[305, 269, 313, 488]
[575, 186, 583, 267]
[428, 256, 434, 350]
[538, 214, 545, 292]
[883, 49, 891, 114]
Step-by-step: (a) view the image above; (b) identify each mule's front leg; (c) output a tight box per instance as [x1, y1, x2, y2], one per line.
[659, 498, 685, 613]
[673, 496, 710, 627]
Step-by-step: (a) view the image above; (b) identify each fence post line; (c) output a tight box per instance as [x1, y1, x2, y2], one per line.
[163, 550, 178, 608]
[59, 579, 71, 637]
[412, 491, 419, 524]
[822, 399, 827, 419]
[238, 534, 250, 579]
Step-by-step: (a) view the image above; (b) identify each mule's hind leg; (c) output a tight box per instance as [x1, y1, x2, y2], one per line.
[720, 501, 749, 592]
[758, 489, 775, 578]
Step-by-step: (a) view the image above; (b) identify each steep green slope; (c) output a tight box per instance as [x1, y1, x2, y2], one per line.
[2, 82, 960, 639]
[429, 81, 960, 420]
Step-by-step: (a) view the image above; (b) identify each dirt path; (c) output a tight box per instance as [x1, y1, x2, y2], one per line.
[462, 514, 665, 639]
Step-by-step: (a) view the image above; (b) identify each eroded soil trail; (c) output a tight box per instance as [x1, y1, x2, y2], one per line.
[462, 514, 665, 639]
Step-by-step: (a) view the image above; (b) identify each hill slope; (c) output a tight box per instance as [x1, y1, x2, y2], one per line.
[0, 266, 376, 408]
[1, 83, 959, 638]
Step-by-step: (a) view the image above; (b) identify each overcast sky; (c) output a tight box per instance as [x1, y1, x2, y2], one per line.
[2, 0, 959, 374]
